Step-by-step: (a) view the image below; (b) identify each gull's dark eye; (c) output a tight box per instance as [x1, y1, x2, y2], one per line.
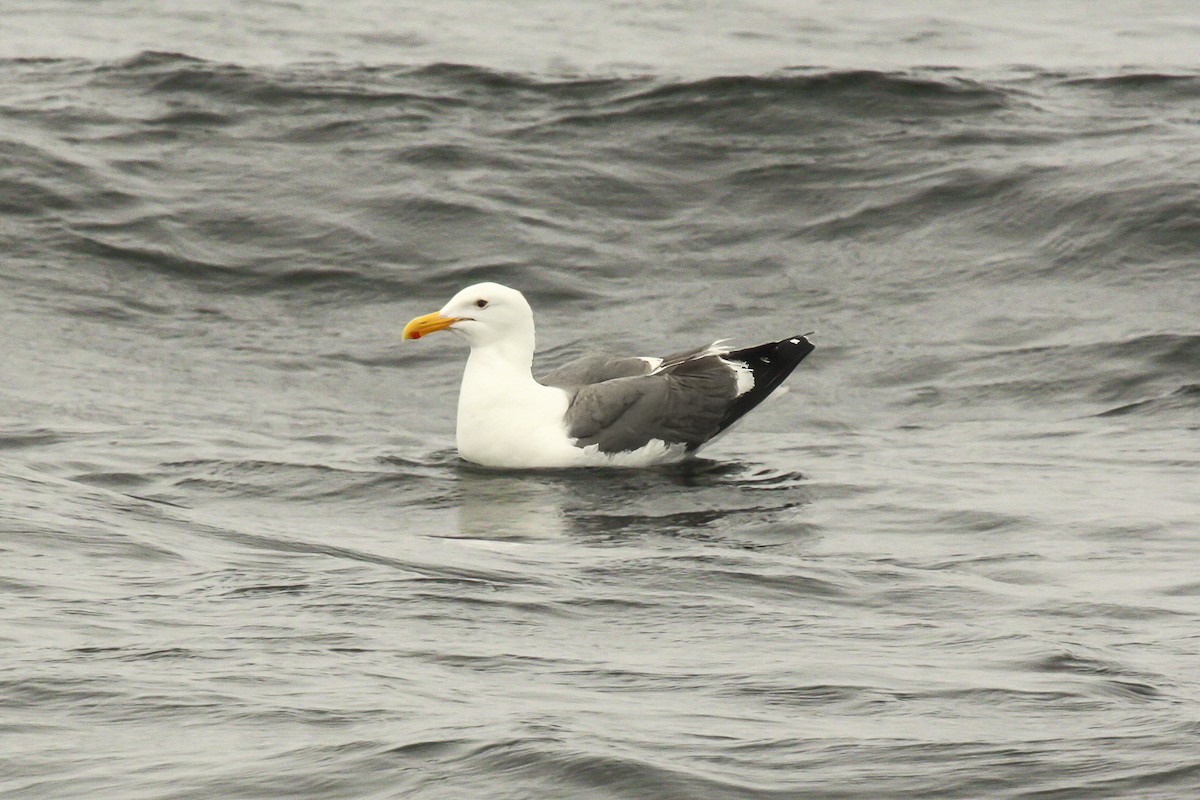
[475, 299, 488, 308]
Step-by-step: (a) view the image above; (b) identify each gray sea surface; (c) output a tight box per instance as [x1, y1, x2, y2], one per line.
[2, 2, 1200, 799]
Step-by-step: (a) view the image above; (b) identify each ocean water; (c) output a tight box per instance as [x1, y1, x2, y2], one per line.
[3, 2, 1200, 798]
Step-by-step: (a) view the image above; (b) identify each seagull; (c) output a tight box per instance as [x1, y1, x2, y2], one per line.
[403, 282, 813, 468]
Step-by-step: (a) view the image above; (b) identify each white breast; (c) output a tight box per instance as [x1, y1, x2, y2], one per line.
[456, 350, 581, 468]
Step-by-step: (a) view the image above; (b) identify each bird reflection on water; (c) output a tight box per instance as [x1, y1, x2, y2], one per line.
[445, 458, 814, 545]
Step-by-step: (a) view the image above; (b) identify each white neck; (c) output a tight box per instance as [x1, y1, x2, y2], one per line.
[467, 333, 534, 373]
[455, 341, 575, 467]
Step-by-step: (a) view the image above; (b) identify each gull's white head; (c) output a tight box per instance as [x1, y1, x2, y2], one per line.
[403, 282, 535, 352]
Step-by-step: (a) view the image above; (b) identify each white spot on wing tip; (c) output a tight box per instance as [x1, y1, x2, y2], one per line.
[722, 358, 755, 396]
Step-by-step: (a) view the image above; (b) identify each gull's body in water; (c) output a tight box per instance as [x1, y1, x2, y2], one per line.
[404, 283, 813, 468]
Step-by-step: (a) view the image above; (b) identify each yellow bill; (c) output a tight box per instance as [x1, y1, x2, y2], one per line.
[403, 311, 461, 340]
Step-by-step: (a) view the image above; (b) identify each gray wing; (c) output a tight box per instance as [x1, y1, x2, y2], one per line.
[562, 355, 738, 454]
[539, 353, 653, 388]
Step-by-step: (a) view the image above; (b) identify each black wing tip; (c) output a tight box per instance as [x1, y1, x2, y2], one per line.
[784, 333, 816, 354]
[714, 334, 814, 435]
